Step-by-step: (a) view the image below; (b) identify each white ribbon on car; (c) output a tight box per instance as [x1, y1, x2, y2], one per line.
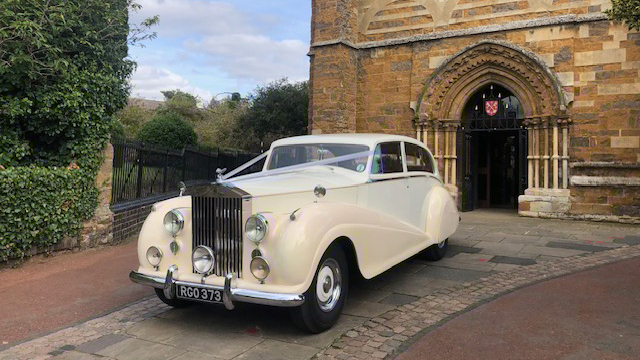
[219, 149, 374, 184]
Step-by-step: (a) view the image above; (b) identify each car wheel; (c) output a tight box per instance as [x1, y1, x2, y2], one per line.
[154, 288, 193, 308]
[290, 244, 349, 333]
[423, 238, 448, 261]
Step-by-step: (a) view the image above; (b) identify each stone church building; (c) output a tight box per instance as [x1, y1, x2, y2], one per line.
[308, 0, 640, 223]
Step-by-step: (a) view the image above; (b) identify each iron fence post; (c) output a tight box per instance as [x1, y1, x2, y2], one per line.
[163, 150, 168, 193]
[136, 145, 144, 198]
[207, 150, 212, 180]
[182, 149, 186, 181]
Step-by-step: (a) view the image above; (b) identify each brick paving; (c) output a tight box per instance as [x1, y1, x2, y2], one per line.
[0, 210, 638, 360]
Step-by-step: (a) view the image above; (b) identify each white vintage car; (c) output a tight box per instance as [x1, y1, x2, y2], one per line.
[130, 134, 459, 332]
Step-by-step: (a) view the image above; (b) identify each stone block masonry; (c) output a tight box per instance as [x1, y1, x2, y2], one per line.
[309, 0, 640, 223]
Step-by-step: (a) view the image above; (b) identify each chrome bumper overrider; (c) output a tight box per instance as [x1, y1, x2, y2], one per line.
[129, 266, 305, 310]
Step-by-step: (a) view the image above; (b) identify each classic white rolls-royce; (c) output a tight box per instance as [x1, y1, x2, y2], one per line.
[130, 134, 459, 332]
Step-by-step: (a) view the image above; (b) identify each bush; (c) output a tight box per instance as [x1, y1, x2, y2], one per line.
[606, 0, 640, 31]
[0, 166, 98, 261]
[136, 112, 198, 150]
[0, 0, 158, 171]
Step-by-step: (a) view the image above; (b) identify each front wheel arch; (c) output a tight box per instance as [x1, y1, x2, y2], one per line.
[333, 236, 363, 282]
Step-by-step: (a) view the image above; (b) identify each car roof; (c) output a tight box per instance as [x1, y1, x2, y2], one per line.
[270, 133, 425, 149]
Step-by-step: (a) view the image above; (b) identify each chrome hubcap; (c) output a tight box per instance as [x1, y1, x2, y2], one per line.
[316, 258, 341, 312]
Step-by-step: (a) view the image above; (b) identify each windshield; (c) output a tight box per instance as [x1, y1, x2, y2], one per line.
[267, 143, 369, 172]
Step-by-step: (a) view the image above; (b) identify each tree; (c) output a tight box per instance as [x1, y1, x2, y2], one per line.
[0, 0, 158, 170]
[136, 112, 198, 150]
[236, 79, 309, 151]
[113, 104, 155, 139]
[158, 89, 204, 123]
[199, 99, 249, 150]
[607, 0, 640, 31]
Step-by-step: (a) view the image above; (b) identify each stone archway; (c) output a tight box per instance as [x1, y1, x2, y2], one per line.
[414, 40, 571, 210]
[418, 40, 566, 120]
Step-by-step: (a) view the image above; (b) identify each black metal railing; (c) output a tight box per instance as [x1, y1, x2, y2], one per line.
[111, 138, 261, 206]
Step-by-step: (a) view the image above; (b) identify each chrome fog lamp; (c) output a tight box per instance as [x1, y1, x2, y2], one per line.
[245, 214, 268, 243]
[146, 246, 163, 267]
[163, 209, 184, 236]
[192, 245, 215, 274]
[250, 256, 270, 282]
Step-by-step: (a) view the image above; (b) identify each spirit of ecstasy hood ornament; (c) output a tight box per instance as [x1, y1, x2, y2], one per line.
[216, 168, 228, 181]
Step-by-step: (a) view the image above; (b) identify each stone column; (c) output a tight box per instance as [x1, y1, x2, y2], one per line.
[451, 122, 459, 187]
[434, 120, 441, 174]
[423, 121, 429, 147]
[525, 120, 534, 189]
[543, 117, 550, 189]
[444, 123, 450, 185]
[552, 118, 559, 190]
[533, 118, 540, 189]
[560, 118, 571, 189]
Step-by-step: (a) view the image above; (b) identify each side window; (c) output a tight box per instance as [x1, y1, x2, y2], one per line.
[371, 142, 404, 174]
[405, 143, 434, 173]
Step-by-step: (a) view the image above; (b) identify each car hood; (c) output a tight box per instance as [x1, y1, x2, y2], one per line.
[222, 167, 365, 197]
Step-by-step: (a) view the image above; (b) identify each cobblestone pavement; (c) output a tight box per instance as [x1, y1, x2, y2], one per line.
[1, 210, 638, 360]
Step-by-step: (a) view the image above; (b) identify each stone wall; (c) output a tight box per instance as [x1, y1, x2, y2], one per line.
[43, 145, 116, 257]
[309, 0, 640, 223]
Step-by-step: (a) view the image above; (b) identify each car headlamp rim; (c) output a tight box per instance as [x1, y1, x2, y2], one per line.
[163, 209, 184, 236]
[146, 246, 163, 267]
[245, 214, 268, 243]
[192, 245, 215, 274]
[250, 256, 270, 281]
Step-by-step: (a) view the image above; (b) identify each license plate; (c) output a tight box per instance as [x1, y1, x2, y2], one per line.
[177, 285, 223, 304]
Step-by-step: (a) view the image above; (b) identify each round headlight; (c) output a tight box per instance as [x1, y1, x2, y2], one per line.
[146, 246, 163, 267]
[163, 209, 184, 236]
[245, 214, 268, 243]
[250, 256, 270, 281]
[192, 245, 214, 274]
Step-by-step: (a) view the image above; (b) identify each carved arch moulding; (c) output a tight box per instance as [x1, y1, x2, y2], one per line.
[416, 40, 568, 123]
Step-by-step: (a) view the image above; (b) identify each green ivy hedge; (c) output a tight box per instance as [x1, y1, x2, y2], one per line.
[0, 166, 98, 261]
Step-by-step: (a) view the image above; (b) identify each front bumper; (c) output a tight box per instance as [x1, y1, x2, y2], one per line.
[129, 265, 305, 310]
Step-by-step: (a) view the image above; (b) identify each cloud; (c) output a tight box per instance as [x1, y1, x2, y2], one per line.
[131, 0, 254, 37]
[128, 0, 310, 100]
[130, 65, 213, 102]
[185, 34, 309, 84]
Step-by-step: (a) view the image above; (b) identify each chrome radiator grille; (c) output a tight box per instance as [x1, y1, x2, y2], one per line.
[192, 196, 243, 277]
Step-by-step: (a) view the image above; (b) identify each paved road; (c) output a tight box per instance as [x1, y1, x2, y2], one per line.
[1, 210, 638, 359]
[0, 241, 151, 346]
[396, 257, 640, 360]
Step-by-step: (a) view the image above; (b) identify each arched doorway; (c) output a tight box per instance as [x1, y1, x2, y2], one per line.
[460, 83, 527, 211]
[414, 40, 571, 214]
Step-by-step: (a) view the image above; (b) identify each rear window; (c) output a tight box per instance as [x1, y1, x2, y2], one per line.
[405, 143, 434, 173]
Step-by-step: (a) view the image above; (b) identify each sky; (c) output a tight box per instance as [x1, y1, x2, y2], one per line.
[128, 0, 311, 103]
